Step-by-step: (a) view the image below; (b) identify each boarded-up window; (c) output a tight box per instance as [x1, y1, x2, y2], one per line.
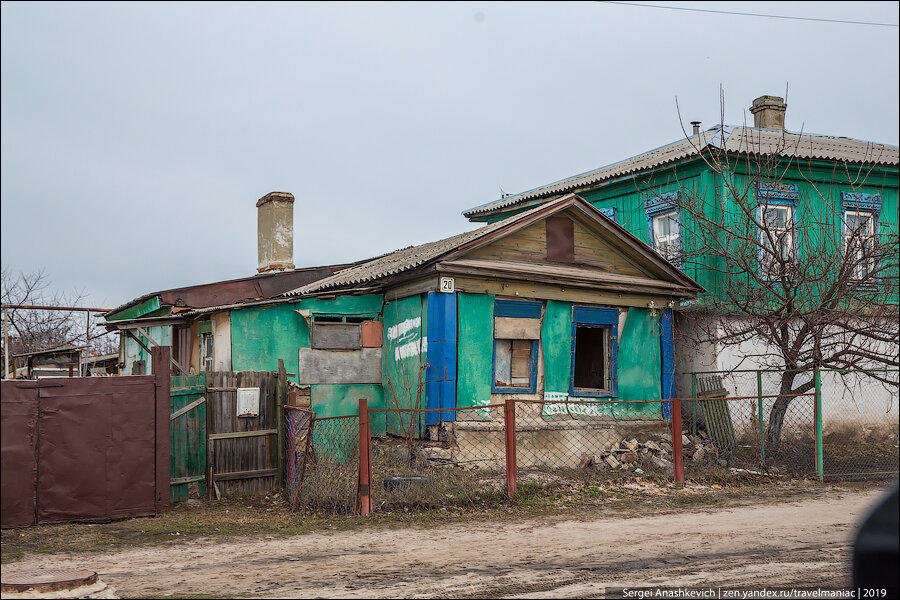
[494, 339, 534, 388]
[546, 216, 574, 263]
[492, 299, 541, 393]
[311, 323, 362, 349]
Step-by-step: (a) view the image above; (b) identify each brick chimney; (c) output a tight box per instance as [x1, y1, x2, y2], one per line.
[749, 95, 787, 130]
[256, 192, 295, 273]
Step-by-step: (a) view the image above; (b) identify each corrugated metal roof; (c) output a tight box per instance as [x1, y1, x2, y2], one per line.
[464, 126, 899, 217]
[285, 202, 559, 296]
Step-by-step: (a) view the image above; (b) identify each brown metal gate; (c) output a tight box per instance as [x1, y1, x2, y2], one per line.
[1, 348, 170, 528]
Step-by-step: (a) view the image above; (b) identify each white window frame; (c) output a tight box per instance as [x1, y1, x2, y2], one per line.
[651, 209, 681, 263]
[843, 209, 877, 282]
[758, 202, 794, 278]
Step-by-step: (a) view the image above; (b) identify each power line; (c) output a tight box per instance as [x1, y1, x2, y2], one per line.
[599, 1, 900, 27]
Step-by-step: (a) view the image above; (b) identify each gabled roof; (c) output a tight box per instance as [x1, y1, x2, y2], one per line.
[464, 125, 899, 218]
[287, 194, 703, 297]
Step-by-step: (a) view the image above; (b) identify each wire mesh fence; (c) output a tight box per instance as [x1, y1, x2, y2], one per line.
[513, 399, 676, 483]
[680, 394, 816, 482]
[368, 406, 507, 512]
[819, 370, 899, 479]
[685, 369, 899, 480]
[299, 415, 360, 514]
[281, 369, 897, 514]
[283, 407, 313, 509]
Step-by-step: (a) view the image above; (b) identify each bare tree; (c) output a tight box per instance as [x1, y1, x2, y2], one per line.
[664, 106, 899, 448]
[1, 267, 116, 367]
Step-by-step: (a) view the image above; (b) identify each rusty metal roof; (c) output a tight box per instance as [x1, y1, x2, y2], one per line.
[464, 126, 899, 218]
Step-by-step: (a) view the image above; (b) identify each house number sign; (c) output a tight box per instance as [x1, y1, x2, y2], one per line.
[440, 276, 455, 293]
[236, 387, 260, 417]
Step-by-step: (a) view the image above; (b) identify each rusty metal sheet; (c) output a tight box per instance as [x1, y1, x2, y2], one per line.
[1, 383, 38, 528]
[546, 216, 574, 263]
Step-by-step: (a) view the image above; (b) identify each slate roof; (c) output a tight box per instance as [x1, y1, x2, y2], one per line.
[464, 125, 899, 218]
[284, 202, 554, 296]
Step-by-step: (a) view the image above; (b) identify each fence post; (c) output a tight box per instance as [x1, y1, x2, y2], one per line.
[814, 369, 824, 482]
[151, 345, 171, 513]
[756, 370, 765, 466]
[689, 373, 698, 436]
[671, 398, 684, 484]
[357, 398, 373, 516]
[504, 398, 517, 498]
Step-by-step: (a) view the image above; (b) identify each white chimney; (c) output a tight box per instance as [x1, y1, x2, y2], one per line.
[256, 191, 295, 273]
[750, 95, 787, 130]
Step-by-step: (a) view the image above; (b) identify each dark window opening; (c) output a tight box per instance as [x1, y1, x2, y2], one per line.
[313, 316, 344, 323]
[573, 325, 608, 391]
[343, 317, 366, 324]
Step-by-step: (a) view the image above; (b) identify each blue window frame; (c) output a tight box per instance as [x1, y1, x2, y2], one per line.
[645, 192, 681, 264]
[492, 299, 541, 394]
[598, 206, 617, 223]
[756, 182, 798, 278]
[840, 192, 882, 285]
[569, 306, 618, 398]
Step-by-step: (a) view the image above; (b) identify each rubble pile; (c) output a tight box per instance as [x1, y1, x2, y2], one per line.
[591, 432, 727, 473]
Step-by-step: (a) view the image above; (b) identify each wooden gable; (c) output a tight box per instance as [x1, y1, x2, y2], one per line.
[465, 209, 650, 279]
[435, 197, 702, 303]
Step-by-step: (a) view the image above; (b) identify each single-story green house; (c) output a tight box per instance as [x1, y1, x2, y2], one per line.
[104, 192, 701, 443]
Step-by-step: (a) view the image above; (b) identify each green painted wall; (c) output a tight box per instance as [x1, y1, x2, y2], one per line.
[297, 294, 383, 316]
[615, 308, 662, 415]
[381, 294, 428, 435]
[230, 303, 309, 382]
[542, 302, 660, 418]
[541, 300, 573, 394]
[121, 325, 172, 374]
[456, 292, 494, 411]
[310, 384, 386, 436]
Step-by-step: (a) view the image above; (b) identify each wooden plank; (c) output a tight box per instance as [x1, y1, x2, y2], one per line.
[171, 385, 206, 395]
[449, 275, 681, 308]
[297, 348, 382, 384]
[311, 323, 361, 349]
[134, 326, 190, 376]
[170, 475, 206, 485]
[206, 387, 238, 392]
[494, 317, 542, 340]
[213, 468, 278, 482]
[170, 396, 206, 421]
[208, 428, 278, 440]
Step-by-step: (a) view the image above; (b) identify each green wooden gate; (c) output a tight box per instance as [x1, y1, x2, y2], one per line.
[170, 373, 207, 501]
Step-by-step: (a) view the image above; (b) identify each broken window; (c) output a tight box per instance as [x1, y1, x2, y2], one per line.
[310, 314, 377, 349]
[570, 306, 618, 397]
[492, 299, 541, 393]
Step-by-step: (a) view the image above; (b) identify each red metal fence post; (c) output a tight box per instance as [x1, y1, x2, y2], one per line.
[357, 398, 373, 516]
[671, 398, 684, 484]
[504, 398, 517, 498]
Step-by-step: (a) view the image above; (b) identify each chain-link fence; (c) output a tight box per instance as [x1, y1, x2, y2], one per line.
[684, 369, 899, 480]
[299, 415, 360, 514]
[512, 399, 675, 483]
[368, 405, 507, 512]
[281, 369, 898, 514]
[283, 407, 314, 509]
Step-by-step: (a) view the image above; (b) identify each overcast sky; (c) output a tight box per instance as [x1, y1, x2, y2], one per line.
[2, 1, 898, 309]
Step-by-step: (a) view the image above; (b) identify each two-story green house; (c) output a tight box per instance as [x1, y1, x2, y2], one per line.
[462, 95, 899, 408]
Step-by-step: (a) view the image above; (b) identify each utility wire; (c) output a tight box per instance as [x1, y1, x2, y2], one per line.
[599, 1, 900, 28]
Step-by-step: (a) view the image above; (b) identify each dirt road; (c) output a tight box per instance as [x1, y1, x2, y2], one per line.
[1, 489, 882, 598]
